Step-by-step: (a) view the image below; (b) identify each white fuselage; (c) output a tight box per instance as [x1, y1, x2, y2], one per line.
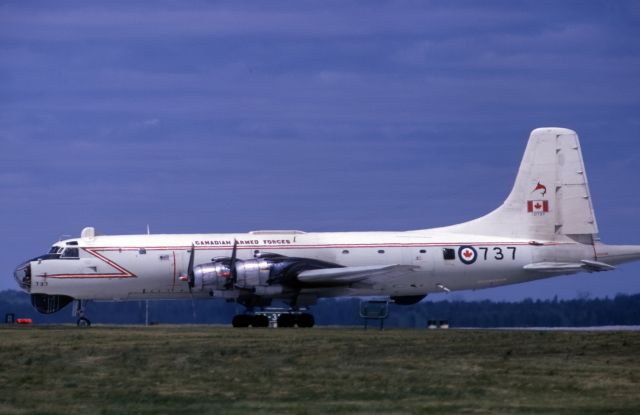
[27, 229, 592, 301]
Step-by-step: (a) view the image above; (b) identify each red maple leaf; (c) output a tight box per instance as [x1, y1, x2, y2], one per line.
[535, 203, 542, 210]
[463, 250, 473, 258]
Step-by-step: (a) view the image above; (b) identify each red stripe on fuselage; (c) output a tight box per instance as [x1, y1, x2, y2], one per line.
[45, 248, 136, 279]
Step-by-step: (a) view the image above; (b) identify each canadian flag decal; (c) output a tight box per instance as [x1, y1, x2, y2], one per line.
[527, 200, 549, 213]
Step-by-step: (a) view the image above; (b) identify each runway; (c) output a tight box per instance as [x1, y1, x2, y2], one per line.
[460, 325, 640, 332]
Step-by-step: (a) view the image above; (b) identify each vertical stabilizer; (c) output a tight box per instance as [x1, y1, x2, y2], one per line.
[444, 128, 599, 241]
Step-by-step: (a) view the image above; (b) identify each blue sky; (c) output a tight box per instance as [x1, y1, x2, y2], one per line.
[1, 1, 639, 300]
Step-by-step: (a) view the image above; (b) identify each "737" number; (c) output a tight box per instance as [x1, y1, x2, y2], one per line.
[478, 247, 517, 261]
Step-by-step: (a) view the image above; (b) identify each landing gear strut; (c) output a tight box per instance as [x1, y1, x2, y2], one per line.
[73, 300, 91, 328]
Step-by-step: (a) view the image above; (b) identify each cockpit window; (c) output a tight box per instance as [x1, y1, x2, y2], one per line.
[38, 246, 65, 260]
[61, 248, 79, 259]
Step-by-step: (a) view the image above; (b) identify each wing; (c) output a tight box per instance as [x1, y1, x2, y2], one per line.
[297, 264, 417, 285]
[523, 260, 615, 273]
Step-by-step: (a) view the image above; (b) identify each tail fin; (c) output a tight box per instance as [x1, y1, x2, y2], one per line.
[445, 127, 599, 242]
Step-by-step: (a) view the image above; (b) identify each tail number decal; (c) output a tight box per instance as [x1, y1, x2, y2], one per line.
[478, 247, 517, 261]
[460, 246, 517, 264]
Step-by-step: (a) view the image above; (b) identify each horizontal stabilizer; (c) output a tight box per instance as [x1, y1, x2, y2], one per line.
[523, 260, 615, 273]
[580, 260, 616, 272]
[298, 264, 416, 285]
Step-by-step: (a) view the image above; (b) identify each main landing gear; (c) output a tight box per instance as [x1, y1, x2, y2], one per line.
[276, 312, 314, 328]
[73, 300, 91, 328]
[231, 309, 315, 328]
[232, 314, 269, 328]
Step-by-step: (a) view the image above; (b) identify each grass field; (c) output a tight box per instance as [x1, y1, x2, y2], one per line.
[0, 326, 639, 414]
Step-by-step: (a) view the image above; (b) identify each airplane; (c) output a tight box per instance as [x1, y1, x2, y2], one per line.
[12, 127, 640, 327]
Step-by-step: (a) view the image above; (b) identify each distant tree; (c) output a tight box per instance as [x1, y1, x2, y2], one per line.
[1, 290, 640, 327]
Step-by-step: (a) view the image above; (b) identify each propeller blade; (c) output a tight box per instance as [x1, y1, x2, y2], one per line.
[187, 244, 195, 289]
[227, 239, 238, 288]
[186, 245, 197, 318]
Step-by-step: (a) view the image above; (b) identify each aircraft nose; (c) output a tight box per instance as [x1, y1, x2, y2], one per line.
[13, 261, 32, 292]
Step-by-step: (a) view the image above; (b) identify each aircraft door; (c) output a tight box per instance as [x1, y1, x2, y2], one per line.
[397, 245, 434, 295]
[127, 249, 180, 298]
[171, 250, 184, 293]
[409, 247, 435, 274]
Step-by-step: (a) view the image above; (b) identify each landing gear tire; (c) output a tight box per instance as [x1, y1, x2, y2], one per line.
[232, 314, 251, 328]
[296, 313, 315, 328]
[77, 317, 91, 328]
[277, 313, 296, 328]
[252, 315, 269, 328]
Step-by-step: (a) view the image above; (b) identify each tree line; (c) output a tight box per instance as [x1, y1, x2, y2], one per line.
[1, 290, 639, 327]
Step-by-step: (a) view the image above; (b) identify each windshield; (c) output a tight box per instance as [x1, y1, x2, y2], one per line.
[36, 246, 64, 260]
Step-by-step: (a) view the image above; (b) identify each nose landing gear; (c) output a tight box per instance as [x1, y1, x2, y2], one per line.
[73, 300, 91, 328]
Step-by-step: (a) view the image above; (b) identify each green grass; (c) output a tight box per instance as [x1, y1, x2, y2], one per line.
[0, 326, 639, 414]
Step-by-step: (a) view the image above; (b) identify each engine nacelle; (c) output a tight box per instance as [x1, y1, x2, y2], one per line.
[235, 259, 272, 289]
[192, 258, 272, 291]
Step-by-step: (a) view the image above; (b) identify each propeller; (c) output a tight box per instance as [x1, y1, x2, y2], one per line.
[187, 244, 196, 290]
[225, 239, 238, 289]
[187, 244, 197, 321]
[179, 245, 196, 290]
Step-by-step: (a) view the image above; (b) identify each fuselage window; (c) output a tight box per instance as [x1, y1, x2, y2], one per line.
[61, 248, 79, 259]
[442, 248, 455, 260]
[342, 250, 350, 254]
[139, 248, 147, 255]
[420, 249, 427, 254]
[377, 250, 385, 254]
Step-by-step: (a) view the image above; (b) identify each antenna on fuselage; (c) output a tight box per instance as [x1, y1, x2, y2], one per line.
[146, 224, 151, 235]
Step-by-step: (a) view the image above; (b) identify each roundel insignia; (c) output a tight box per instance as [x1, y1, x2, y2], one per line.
[458, 246, 477, 265]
